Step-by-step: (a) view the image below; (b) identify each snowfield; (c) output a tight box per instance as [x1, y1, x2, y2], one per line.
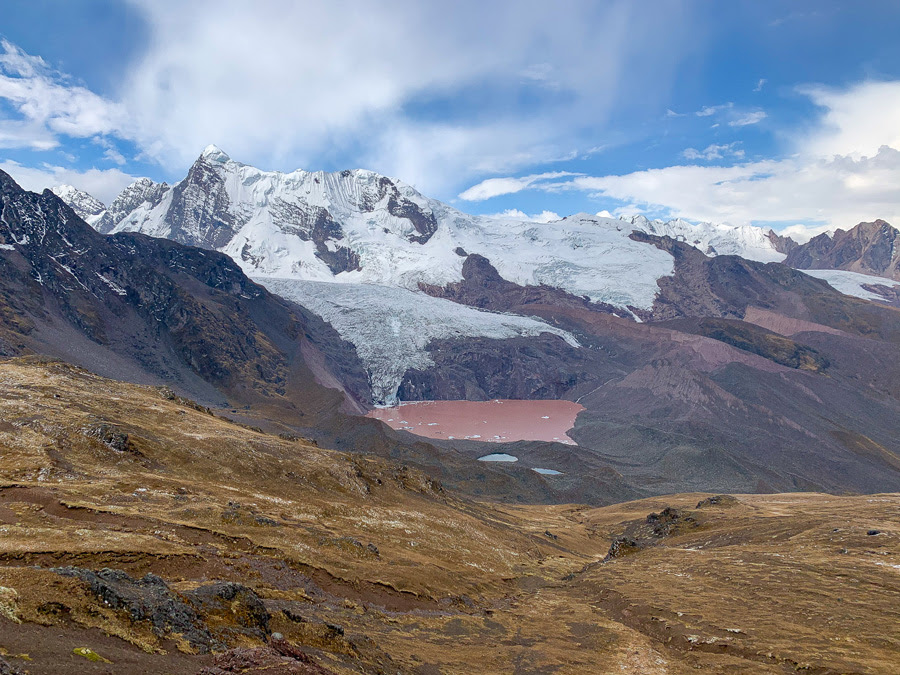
[259, 277, 580, 404]
[801, 269, 900, 301]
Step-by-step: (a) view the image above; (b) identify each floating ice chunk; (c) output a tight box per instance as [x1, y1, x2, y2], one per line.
[477, 453, 518, 462]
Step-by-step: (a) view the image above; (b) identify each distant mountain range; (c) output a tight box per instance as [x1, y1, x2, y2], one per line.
[4, 147, 899, 500]
[53, 145, 900, 291]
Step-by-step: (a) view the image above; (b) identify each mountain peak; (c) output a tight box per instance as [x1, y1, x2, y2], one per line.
[200, 144, 231, 163]
[50, 184, 107, 224]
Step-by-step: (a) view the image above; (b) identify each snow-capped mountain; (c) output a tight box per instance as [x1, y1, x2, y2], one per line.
[30, 164, 900, 498]
[50, 185, 106, 227]
[93, 145, 675, 312]
[53, 147, 900, 321]
[624, 215, 788, 263]
[95, 177, 170, 234]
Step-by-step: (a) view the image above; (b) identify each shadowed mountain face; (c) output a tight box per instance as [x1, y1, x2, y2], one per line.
[0, 168, 370, 413]
[785, 219, 900, 280]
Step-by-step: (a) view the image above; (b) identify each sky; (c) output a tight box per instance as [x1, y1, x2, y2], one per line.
[0, 0, 899, 238]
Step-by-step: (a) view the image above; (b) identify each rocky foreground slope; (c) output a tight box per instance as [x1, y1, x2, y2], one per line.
[0, 358, 898, 674]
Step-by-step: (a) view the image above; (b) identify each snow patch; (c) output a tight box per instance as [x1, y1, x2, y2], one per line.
[95, 273, 127, 296]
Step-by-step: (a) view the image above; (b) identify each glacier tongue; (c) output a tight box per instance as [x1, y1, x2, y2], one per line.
[258, 278, 580, 405]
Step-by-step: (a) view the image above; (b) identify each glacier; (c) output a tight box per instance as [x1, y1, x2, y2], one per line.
[259, 277, 580, 405]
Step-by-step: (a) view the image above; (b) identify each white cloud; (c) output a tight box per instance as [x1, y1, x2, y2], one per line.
[0, 3, 699, 196]
[488, 209, 562, 222]
[691, 101, 766, 127]
[0, 160, 136, 203]
[0, 40, 126, 149]
[682, 143, 744, 160]
[696, 103, 732, 117]
[729, 110, 767, 127]
[459, 80, 900, 232]
[572, 147, 900, 229]
[366, 123, 579, 195]
[754, 78, 767, 92]
[458, 171, 580, 201]
[102, 147, 127, 165]
[800, 81, 900, 158]
[778, 223, 834, 244]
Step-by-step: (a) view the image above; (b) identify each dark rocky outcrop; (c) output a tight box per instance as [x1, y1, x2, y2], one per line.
[696, 494, 739, 508]
[372, 176, 438, 243]
[420, 252, 629, 318]
[53, 567, 219, 651]
[0, 656, 25, 675]
[53, 567, 271, 652]
[627, 232, 834, 321]
[163, 154, 243, 249]
[659, 317, 829, 372]
[183, 582, 270, 642]
[397, 333, 602, 402]
[265, 201, 360, 274]
[604, 507, 700, 561]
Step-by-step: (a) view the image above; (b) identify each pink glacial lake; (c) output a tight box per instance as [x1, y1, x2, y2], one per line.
[367, 399, 585, 445]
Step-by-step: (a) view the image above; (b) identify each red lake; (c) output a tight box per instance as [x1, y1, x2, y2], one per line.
[366, 399, 585, 445]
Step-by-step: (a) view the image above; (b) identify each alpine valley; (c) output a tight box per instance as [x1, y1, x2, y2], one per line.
[0, 144, 899, 674]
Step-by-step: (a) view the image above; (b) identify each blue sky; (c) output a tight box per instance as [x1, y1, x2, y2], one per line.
[1, 0, 899, 235]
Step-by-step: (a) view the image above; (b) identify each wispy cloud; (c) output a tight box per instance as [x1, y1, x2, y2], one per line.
[729, 111, 767, 127]
[0, 40, 127, 150]
[695, 102, 733, 117]
[754, 78, 767, 92]
[458, 171, 581, 201]
[682, 143, 745, 160]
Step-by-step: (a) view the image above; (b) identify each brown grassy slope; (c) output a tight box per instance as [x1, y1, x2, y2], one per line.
[0, 357, 898, 674]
